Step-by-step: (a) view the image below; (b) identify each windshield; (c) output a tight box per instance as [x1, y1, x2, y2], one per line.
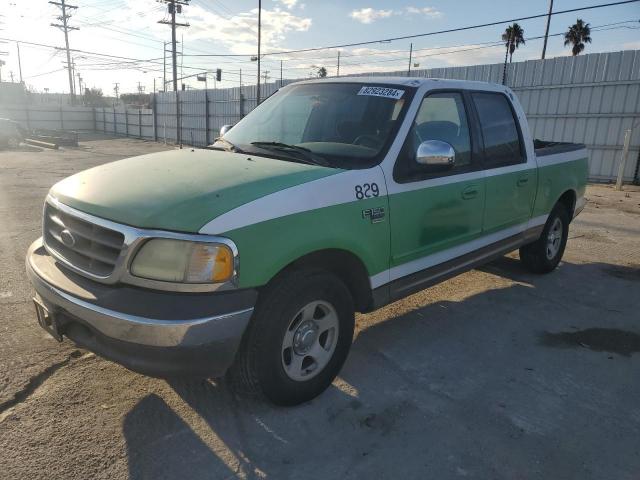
[219, 82, 415, 169]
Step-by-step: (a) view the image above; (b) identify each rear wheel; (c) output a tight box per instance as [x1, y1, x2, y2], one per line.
[228, 270, 355, 406]
[519, 203, 570, 274]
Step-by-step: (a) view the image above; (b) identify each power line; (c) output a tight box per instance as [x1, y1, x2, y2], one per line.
[181, 0, 640, 58]
[5, 19, 636, 85]
[24, 67, 67, 79]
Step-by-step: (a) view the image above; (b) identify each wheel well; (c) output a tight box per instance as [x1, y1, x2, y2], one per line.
[268, 249, 373, 313]
[557, 190, 577, 218]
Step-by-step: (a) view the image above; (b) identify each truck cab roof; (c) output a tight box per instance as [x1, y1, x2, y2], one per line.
[293, 76, 512, 94]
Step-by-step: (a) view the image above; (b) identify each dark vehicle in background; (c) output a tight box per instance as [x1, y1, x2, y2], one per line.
[0, 119, 27, 148]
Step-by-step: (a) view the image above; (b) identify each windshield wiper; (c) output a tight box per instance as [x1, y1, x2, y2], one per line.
[250, 141, 330, 167]
[209, 137, 244, 153]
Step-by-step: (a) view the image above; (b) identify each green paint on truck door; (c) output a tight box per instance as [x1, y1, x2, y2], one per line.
[389, 179, 486, 267]
[471, 91, 537, 233]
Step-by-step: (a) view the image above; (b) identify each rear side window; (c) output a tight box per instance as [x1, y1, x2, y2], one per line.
[472, 92, 524, 167]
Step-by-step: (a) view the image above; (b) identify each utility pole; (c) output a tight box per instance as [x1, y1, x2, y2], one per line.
[77, 72, 83, 98]
[541, 0, 554, 60]
[113, 82, 120, 100]
[337, 51, 340, 77]
[16, 42, 23, 83]
[50, 0, 78, 102]
[408, 43, 413, 77]
[159, 0, 189, 146]
[280, 60, 283, 87]
[163, 41, 169, 92]
[257, 0, 262, 105]
[263, 70, 269, 86]
[71, 59, 78, 94]
[239, 68, 242, 88]
[158, 1, 190, 92]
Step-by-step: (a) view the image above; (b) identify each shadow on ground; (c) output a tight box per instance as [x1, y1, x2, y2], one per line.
[122, 260, 640, 479]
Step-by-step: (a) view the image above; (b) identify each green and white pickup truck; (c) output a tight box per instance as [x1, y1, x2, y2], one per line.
[27, 77, 588, 405]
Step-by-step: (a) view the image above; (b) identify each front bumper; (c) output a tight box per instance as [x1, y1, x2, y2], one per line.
[26, 238, 257, 378]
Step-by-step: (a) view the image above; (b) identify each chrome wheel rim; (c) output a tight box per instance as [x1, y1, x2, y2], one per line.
[281, 300, 339, 381]
[546, 217, 563, 260]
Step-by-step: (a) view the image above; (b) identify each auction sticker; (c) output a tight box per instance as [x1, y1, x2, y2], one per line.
[357, 86, 405, 99]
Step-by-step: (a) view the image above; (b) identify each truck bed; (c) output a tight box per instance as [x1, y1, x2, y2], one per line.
[534, 139, 586, 157]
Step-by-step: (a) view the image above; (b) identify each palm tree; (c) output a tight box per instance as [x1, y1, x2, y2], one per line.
[501, 23, 525, 84]
[564, 19, 592, 56]
[503, 23, 526, 63]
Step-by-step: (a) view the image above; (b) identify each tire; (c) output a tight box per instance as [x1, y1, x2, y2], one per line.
[519, 203, 570, 274]
[228, 270, 355, 406]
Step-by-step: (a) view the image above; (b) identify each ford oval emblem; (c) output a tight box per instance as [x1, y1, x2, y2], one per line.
[60, 229, 76, 247]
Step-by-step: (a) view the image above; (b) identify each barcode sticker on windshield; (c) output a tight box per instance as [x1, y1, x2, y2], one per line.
[357, 86, 405, 99]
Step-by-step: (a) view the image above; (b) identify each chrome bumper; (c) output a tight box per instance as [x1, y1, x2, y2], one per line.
[27, 238, 253, 347]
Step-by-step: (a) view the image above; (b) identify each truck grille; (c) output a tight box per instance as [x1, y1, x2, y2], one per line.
[43, 202, 125, 277]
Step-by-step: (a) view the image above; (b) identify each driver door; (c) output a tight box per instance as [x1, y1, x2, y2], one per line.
[387, 91, 486, 290]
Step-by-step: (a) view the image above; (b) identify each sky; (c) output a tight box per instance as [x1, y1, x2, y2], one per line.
[0, 0, 639, 95]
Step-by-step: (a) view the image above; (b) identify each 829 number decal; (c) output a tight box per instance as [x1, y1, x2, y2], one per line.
[355, 183, 379, 200]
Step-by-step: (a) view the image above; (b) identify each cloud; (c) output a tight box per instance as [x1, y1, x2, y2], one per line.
[186, 5, 312, 54]
[350, 8, 394, 24]
[350, 6, 442, 24]
[274, 0, 298, 9]
[405, 6, 442, 18]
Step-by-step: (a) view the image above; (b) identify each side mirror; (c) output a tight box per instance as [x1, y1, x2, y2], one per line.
[219, 124, 234, 137]
[416, 140, 455, 169]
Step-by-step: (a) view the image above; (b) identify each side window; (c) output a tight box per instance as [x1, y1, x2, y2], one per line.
[414, 93, 472, 167]
[395, 92, 472, 182]
[472, 92, 524, 167]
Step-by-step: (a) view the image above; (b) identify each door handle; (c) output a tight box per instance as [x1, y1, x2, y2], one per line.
[517, 176, 529, 187]
[461, 185, 479, 200]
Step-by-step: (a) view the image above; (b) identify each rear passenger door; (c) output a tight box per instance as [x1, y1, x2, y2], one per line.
[471, 92, 537, 233]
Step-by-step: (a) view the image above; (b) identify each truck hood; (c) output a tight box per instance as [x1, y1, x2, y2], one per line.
[50, 148, 339, 232]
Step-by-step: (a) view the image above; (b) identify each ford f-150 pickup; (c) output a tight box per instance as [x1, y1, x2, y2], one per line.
[26, 77, 588, 405]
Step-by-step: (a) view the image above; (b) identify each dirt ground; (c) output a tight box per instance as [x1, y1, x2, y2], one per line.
[0, 134, 639, 480]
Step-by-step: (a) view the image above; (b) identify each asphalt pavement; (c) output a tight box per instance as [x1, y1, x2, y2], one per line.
[1, 134, 639, 479]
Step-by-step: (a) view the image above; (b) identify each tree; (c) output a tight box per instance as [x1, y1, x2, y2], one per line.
[120, 93, 151, 108]
[317, 66, 327, 78]
[502, 23, 526, 63]
[82, 88, 110, 107]
[564, 19, 592, 56]
[501, 23, 525, 84]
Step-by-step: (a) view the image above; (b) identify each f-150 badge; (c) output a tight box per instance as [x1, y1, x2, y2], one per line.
[362, 207, 386, 224]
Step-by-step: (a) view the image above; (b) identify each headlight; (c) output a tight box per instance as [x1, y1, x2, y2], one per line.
[130, 239, 234, 283]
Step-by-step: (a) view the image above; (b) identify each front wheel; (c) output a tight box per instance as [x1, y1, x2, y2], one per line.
[228, 270, 355, 406]
[519, 203, 570, 274]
